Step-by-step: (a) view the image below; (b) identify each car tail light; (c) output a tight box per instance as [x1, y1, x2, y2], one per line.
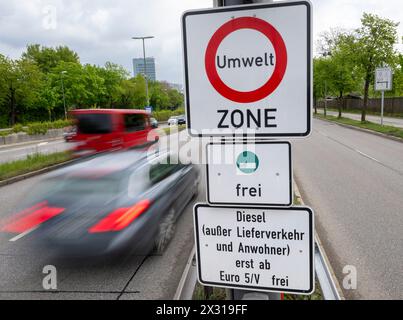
[88, 199, 151, 233]
[0, 201, 65, 233]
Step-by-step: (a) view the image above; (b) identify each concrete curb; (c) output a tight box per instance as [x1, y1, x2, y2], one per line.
[294, 180, 345, 300]
[315, 116, 403, 143]
[1, 129, 65, 146]
[0, 158, 78, 188]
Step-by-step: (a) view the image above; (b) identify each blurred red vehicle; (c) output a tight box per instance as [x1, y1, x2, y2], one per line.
[70, 109, 158, 156]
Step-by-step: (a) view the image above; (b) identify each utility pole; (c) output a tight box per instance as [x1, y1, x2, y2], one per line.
[61, 71, 67, 120]
[324, 80, 327, 117]
[132, 36, 154, 108]
[214, 0, 281, 302]
[380, 90, 385, 126]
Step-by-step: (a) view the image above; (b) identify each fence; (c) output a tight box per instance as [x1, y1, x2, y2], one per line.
[316, 97, 403, 115]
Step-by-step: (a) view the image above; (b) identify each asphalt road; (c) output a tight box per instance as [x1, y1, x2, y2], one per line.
[0, 139, 73, 164]
[0, 130, 204, 300]
[293, 118, 403, 299]
[317, 108, 403, 128]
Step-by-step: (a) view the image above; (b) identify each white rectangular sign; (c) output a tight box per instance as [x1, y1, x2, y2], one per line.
[194, 204, 314, 294]
[206, 141, 292, 206]
[375, 67, 392, 91]
[182, 1, 312, 137]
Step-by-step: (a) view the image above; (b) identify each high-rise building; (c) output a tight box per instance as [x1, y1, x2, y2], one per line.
[133, 57, 156, 81]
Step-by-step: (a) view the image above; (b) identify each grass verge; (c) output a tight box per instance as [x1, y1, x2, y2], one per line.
[315, 113, 403, 139]
[0, 151, 72, 181]
[162, 124, 186, 135]
[315, 107, 403, 118]
[193, 284, 227, 300]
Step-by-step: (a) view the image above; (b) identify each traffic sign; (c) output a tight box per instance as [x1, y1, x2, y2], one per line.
[375, 67, 393, 91]
[182, 1, 312, 137]
[206, 141, 292, 206]
[194, 204, 314, 294]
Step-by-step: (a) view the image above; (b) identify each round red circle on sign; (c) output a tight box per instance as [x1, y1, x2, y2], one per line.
[205, 16, 287, 103]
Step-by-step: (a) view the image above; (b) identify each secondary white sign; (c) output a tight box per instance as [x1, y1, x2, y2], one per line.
[375, 67, 392, 91]
[182, 1, 312, 137]
[194, 204, 314, 294]
[206, 141, 292, 206]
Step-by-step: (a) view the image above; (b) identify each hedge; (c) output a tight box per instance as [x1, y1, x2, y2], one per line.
[0, 119, 73, 136]
[152, 108, 185, 121]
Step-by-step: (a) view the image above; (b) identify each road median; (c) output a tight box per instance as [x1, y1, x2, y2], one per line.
[0, 152, 74, 187]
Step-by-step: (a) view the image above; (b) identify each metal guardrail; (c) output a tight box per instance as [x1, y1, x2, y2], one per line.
[174, 246, 198, 300]
[314, 238, 342, 300]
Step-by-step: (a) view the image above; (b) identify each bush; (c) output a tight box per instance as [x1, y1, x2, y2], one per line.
[26, 120, 72, 135]
[26, 122, 49, 135]
[152, 108, 185, 121]
[12, 124, 25, 134]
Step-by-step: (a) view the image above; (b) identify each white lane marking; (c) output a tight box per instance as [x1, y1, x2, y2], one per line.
[9, 226, 38, 242]
[0, 140, 64, 154]
[354, 149, 381, 163]
[37, 142, 49, 147]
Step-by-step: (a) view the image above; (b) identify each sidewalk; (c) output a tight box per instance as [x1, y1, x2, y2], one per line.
[316, 109, 403, 128]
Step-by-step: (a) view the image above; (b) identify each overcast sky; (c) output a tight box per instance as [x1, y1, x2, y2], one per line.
[0, 0, 402, 84]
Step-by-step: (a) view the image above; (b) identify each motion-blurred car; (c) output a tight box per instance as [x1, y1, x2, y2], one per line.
[70, 109, 159, 157]
[63, 126, 77, 142]
[167, 116, 179, 126]
[150, 117, 159, 128]
[0, 150, 200, 256]
[177, 115, 186, 125]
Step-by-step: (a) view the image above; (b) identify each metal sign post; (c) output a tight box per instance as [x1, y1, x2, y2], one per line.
[375, 67, 393, 126]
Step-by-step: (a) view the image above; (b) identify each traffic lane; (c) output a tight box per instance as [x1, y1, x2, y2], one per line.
[293, 121, 403, 299]
[0, 165, 148, 296]
[313, 119, 403, 174]
[317, 109, 403, 128]
[0, 139, 72, 164]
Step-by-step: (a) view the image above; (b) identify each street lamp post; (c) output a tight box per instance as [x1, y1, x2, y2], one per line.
[132, 36, 154, 108]
[61, 71, 67, 120]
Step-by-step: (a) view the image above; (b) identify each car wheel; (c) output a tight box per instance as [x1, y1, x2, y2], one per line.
[154, 208, 176, 254]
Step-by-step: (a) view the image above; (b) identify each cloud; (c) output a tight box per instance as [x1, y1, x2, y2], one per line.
[0, 0, 401, 84]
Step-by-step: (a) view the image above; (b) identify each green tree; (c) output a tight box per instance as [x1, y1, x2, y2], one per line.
[0, 55, 43, 125]
[328, 33, 362, 118]
[22, 44, 79, 73]
[98, 62, 129, 108]
[353, 13, 399, 121]
[313, 57, 333, 114]
[167, 88, 184, 110]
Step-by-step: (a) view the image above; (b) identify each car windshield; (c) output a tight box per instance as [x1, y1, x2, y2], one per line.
[76, 113, 113, 134]
[26, 176, 122, 202]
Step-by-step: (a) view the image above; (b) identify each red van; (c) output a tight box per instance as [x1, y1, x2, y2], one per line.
[70, 109, 158, 156]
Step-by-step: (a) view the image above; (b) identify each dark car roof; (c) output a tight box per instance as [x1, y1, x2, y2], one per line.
[47, 150, 166, 180]
[71, 109, 149, 115]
